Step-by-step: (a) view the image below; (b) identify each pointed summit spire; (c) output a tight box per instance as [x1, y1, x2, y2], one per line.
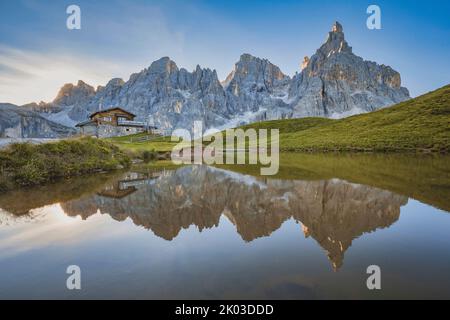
[331, 21, 343, 33]
[318, 21, 352, 55]
[328, 21, 345, 42]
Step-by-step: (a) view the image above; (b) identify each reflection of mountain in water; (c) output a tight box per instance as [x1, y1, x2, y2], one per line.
[60, 166, 407, 270]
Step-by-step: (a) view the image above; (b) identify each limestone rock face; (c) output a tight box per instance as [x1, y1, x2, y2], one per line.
[54, 55, 293, 132]
[289, 22, 410, 118]
[69, 78, 125, 121]
[21, 21, 410, 134]
[26, 80, 98, 128]
[0, 103, 76, 138]
[301, 56, 310, 70]
[54, 80, 96, 107]
[65, 57, 233, 133]
[224, 54, 289, 93]
[223, 53, 292, 122]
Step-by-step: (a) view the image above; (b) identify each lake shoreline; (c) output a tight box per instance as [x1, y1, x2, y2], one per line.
[1, 152, 449, 213]
[1, 148, 449, 192]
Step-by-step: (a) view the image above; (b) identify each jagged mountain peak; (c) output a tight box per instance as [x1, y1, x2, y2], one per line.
[331, 21, 343, 33]
[239, 53, 265, 63]
[76, 79, 91, 87]
[148, 56, 178, 74]
[53, 80, 96, 107]
[224, 53, 289, 95]
[106, 78, 125, 87]
[290, 21, 409, 118]
[56, 80, 93, 93]
[234, 53, 286, 76]
[95, 78, 125, 98]
[318, 21, 352, 57]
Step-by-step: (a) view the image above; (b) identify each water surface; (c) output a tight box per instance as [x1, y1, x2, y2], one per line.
[0, 153, 449, 299]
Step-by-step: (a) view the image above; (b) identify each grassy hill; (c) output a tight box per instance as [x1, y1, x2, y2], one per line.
[107, 134, 180, 152]
[242, 85, 450, 152]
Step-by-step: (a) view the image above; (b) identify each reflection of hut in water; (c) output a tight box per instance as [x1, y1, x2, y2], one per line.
[97, 184, 137, 199]
[96, 171, 169, 199]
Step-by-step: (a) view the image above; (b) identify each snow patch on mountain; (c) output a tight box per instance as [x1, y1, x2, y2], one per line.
[42, 107, 78, 127]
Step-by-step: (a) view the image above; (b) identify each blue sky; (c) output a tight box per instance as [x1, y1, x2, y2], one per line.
[0, 0, 449, 104]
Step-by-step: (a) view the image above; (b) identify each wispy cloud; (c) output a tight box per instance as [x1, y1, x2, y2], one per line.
[0, 45, 131, 105]
[0, 2, 188, 105]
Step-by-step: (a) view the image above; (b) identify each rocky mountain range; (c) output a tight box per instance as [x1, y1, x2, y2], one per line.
[1, 22, 410, 137]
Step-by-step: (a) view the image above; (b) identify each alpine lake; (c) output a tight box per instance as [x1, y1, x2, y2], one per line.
[0, 153, 449, 299]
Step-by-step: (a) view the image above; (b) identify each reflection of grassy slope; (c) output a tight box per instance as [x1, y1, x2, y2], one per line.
[217, 153, 450, 212]
[246, 85, 450, 152]
[132, 160, 184, 171]
[0, 163, 180, 215]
